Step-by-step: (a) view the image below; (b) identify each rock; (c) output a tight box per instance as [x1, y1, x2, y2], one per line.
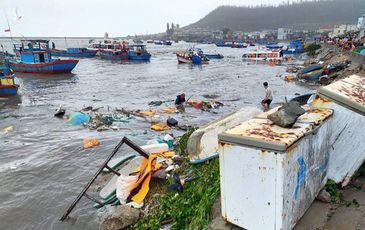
[316, 189, 331, 203]
[172, 155, 185, 164]
[167, 117, 178, 127]
[267, 102, 305, 128]
[152, 169, 167, 180]
[99, 205, 140, 230]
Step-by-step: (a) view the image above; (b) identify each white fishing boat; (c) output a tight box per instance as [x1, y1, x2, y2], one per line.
[242, 49, 283, 61]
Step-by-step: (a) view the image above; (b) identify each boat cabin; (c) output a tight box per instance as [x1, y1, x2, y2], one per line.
[14, 40, 52, 64]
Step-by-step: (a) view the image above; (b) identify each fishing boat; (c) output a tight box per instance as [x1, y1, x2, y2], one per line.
[0, 65, 19, 97]
[242, 50, 283, 61]
[9, 40, 78, 73]
[128, 45, 151, 61]
[146, 39, 154, 43]
[281, 40, 306, 54]
[51, 47, 98, 57]
[100, 49, 128, 61]
[205, 53, 224, 59]
[176, 48, 209, 64]
[266, 44, 283, 50]
[215, 41, 233, 47]
[163, 40, 172, 46]
[154, 40, 163, 45]
[88, 39, 127, 53]
[231, 42, 247, 48]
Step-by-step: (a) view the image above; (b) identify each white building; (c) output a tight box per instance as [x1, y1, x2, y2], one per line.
[358, 14, 365, 29]
[277, 28, 292, 40]
[330, 24, 358, 38]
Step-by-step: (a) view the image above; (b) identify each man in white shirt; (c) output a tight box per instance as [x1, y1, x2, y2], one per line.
[261, 82, 273, 111]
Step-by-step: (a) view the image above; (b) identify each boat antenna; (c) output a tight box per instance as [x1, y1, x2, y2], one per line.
[3, 10, 14, 46]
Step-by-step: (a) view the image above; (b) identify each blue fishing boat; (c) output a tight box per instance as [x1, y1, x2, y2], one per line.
[176, 48, 209, 64]
[0, 65, 19, 97]
[215, 41, 232, 47]
[9, 40, 78, 73]
[128, 45, 151, 61]
[281, 40, 305, 54]
[163, 40, 172, 46]
[51, 48, 98, 57]
[266, 44, 283, 49]
[154, 40, 163, 45]
[100, 49, 128, 60]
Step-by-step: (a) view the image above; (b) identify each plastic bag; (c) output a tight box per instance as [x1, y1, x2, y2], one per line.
[116, 174, 139, 204]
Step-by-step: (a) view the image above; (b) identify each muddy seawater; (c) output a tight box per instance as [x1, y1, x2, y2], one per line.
[0, 38, 312, 230]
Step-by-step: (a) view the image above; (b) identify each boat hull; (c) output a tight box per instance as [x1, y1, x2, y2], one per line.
[100, 52, 128, 60]
[205, 54, 224, 59]
[51, 49, 97, 57]
[9, 59, 79, 73]
[0, 85, 19, 97]
[128, 53, 151, 61]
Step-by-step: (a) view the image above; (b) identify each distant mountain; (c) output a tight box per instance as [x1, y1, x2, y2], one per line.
[187, 0, 365, 32]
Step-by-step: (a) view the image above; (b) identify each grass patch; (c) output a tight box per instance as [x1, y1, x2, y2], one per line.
[305, 43, 322, 56]
[135, 128, 221, 230]
[325, 179, 343, 204]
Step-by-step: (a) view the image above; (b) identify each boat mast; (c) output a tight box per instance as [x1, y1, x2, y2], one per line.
[4, 10, 14, 46]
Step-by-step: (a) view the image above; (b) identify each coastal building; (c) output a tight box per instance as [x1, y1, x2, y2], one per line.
[277, 28, 292, 40]
[330, 24, 358, 37]
[212, 31, 224, 40]
[358, 14, 365, 29]
[317, 25, 335, 34]
[232, 31, 244, 40]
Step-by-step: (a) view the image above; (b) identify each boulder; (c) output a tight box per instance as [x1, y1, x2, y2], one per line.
[99, 205, 140, 230]
[316, 189, 332, 203]
[267, 102, 305, 128]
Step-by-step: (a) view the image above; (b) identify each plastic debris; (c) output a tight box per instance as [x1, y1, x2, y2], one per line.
[68, 112, 90, 125]
[160, 107, 176, 114]
[3, 126, 13, 133]
[136, 110, 156, 117]
[54, 105, 66, 117]
[151, 123, 170, 131]
[166, 117, 178, 127]
[83, 138, 101, 149]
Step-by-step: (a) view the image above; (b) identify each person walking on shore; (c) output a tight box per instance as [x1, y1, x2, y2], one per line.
[261, 82, 272, 111]
[175, 93, 186, 113]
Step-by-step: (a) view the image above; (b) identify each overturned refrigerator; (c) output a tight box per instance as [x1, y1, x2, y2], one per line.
[312, 74, 365, 186]
[218, 107, 333, 230]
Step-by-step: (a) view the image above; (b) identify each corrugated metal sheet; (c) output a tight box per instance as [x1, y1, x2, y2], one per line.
[318, 74, 365, 115]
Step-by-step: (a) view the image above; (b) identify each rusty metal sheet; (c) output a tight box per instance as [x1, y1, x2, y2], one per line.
[297, 108, 333, 125]
[318, 75, 365, 116]
[219, 118, 313, 151]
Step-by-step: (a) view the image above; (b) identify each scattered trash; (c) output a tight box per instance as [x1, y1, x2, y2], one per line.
[166, 117, 178, 127]
[167, 172, 198, 193]
[54, 105, 66, 117]
[83, 138, 100, 149]
[284, 75, 295, 81]
[160, 107, 176, 114]
[267, 101, 305, 128]
[3, 126, 13, 133]
[202, 94, 220, 99]
[151, 123, 170, 131]
[68, 112, 90, 125]
[148, 101, 163, 106]
[136, 110, 156, 117]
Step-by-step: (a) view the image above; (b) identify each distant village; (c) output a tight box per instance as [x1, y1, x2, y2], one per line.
[139, 13, 365, 43]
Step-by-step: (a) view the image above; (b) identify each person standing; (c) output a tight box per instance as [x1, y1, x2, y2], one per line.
[261, 82, 273, 111]
[175, 93, 186, 113]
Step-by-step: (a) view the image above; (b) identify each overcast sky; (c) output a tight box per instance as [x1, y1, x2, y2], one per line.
[1, 0, 287, 37]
